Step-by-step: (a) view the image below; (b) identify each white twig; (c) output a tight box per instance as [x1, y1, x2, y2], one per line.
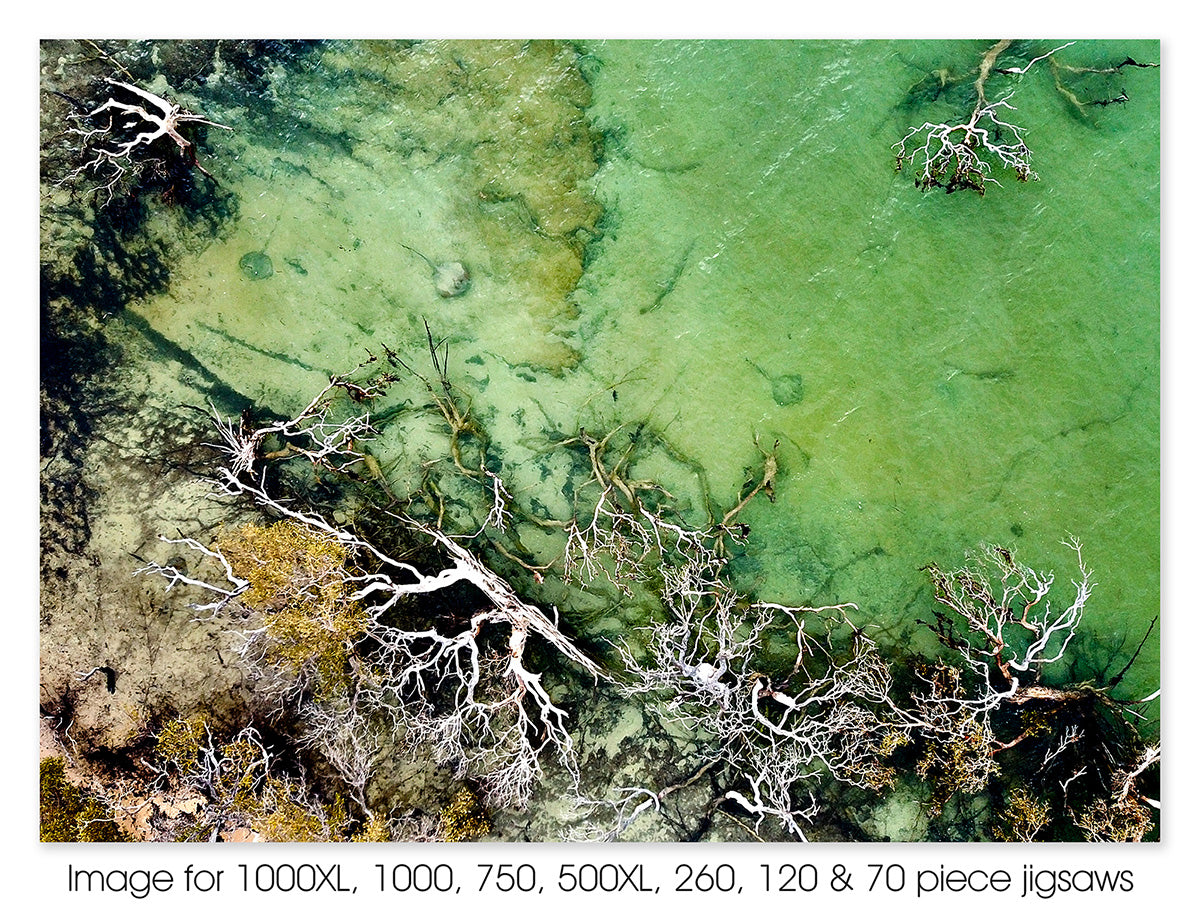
[62, 78, 231, 205]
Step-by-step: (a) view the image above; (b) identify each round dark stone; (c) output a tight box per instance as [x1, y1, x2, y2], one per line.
[239, 250, 274, 280]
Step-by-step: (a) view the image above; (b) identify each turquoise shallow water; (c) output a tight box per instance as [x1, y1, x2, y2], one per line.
[113, 36, 1158, 709]
[42, 38, 1160, 840]
[574, 39, 1159, 696]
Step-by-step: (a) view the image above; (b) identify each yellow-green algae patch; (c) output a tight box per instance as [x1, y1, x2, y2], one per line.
[129, 40, 601, 419]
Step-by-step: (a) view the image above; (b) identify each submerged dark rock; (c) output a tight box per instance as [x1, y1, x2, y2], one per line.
[747, 358, 804, 406]
[238, 249, 274, 280]
[768, 372, 804, 406]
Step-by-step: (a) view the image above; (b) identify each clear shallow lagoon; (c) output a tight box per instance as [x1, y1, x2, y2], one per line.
[574, 40, 1160, 697]
[43, 38, 1160, 839]
[150, 39, 1156, 689]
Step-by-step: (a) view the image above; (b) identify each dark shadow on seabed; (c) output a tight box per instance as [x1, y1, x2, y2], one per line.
[38, 38, 1159, 843]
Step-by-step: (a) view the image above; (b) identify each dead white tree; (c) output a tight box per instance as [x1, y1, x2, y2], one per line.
[1073, 738, 1160, 842]
[137, 345, 1158, 841]
[295, 697, 381, 813]
[547, 421, 908, 840]
[210, 370, 388, 479]
[894, 41, 1073, 194]
[903, 541, 1092, 813]
[144, 721, 273, 842]
[921, 538, 1092, 712]
[913, 540, 1159, 837]
[144, 718, 361, 842]
[140, 378, 602, 813]
[62, 77, 231, 204]
[602, 592, 906, 840]
[553, 426, 905, 839]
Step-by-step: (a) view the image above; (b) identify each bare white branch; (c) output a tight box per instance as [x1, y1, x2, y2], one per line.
[61, 78, 231, 205]
[894, 40, 1076, 194]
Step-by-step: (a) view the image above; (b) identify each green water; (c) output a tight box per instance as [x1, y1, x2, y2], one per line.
[123, 38, 1158, 693]
[49, 39, 1159, 838]
[576, 39, 1160, 694]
